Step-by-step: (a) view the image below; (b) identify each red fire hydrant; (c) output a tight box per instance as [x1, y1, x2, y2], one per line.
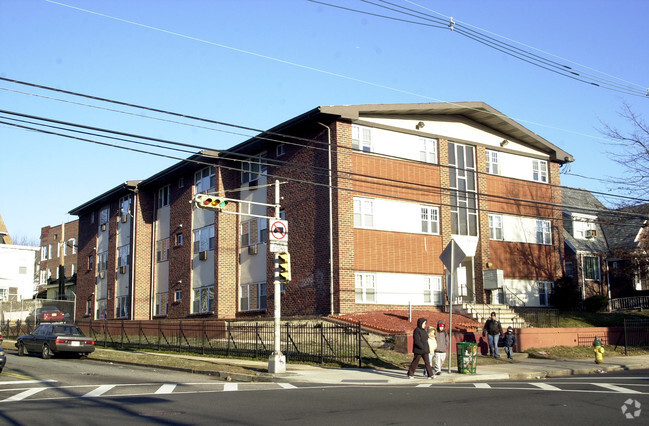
[593, 337, 604, 364]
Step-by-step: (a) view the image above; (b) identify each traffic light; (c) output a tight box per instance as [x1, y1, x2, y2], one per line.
[194, 194, 228, 210]
[278, 252, 291, 282]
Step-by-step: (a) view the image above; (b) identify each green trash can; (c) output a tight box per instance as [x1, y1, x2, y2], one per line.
[456, 342, 478, 374]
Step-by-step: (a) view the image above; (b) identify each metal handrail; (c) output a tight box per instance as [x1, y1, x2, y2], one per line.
[504, 287, 526, 307]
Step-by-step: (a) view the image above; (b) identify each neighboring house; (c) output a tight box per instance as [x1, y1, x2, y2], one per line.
[0, 213, 13, 245]
[0, 244, 39, 301]
[562, 187, 649, 300]
[69, 102, 574, 321]
[39, 220, 79, 299]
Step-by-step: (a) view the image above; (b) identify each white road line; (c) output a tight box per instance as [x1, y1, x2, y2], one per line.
[415, 384, 432, 388]
[593, 383, 641, 394]
[223, 383, 238, 392]
[530, 383, 561, 391]
[154, 384, 177, 394]
[473, 383, 491, 388]
[278, 383, 297, 389]
[83, 385, 116, 398]
[2, 387, 47, 402]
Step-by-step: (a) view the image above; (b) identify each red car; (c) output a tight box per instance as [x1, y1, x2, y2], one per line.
[33, 306, 67, 322]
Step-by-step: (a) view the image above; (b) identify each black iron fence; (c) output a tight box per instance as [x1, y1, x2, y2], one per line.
[1, 319, 370, 367]
[513, 307, 560, 328]
[622, 319, 649, 354]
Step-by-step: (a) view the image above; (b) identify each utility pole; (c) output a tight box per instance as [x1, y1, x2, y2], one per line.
[58, 221, 66, 300]
[268, 179, 286, 373]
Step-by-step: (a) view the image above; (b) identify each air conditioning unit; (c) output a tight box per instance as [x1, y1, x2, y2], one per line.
[99, 271, 105, 279]
[199, 251, 208, 261]
[248, 244, 258, 255]
[586, 229, 597, 238]
[119, 266, 126, 274]
[121, 214, 128, 223]
[101, 224, 106, 232]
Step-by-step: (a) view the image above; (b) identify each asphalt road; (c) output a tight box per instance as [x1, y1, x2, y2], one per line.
[1, 352, 647, 425]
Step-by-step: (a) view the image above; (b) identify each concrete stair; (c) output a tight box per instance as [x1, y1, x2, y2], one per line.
[454, 303, 528, 329]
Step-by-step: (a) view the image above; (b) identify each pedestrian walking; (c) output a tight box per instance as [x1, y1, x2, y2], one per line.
[424, 326, 437, 376]
[502, 326, 517, 359]
[433, 320, 450, 375]
[483, 311, 503, 358]
[407, 318, 434, 379]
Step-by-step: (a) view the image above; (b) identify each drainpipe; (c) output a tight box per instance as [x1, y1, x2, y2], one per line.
[580, 254, 585, 301]
[316, 121, 335, 316]
[130, 187, 138, 321]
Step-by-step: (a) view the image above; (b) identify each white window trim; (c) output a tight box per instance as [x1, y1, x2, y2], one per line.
[355, 273, 376, 303]
[419, 137, 438, 164]
[193, 226, 215, 253]
[158, 185, 170, 209]
[489, 214, 504, 240]
[532, 159, 548, 183]
[195, 166, 216, 193]
[420, 205, 440, 235]
[352, 125, 372, 153]
[536, 220, 552, 245]
[353, 198, 375, 229]
[486, 149, 500, 175]
[193, 285, 214, 313]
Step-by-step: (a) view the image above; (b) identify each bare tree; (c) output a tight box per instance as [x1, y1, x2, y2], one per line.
[599, 101, 649, 200]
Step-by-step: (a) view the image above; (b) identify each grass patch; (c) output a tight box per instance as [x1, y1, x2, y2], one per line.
[558, 310, 649, 328]
[525, 345, 649, 360]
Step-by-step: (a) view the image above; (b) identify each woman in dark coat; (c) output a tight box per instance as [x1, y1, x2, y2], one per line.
[407, 317, 434, 379]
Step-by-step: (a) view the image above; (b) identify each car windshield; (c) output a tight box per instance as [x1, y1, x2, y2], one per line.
[52, 325, 83, 336]
[39, 306, 61, 312]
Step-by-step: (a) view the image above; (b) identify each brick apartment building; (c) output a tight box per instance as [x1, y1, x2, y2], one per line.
[39, 220, 79, 299]
[69, 102, 574, 321]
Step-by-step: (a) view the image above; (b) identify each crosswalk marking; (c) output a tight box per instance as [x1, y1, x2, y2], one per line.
[278, 383, 297, 389]
[83, 385, 116, 398]
[2, 387, 47, 402]
[223, 383, 238, 392]
[155, 384, 177, 394]
[593, 383, 641, 394]
[530, 383, 561, 391]
[473, 383, 491, 388]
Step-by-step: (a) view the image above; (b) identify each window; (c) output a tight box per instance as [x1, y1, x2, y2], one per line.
[423, 276, 443, 305]
[193, 286, 214, 313]
[532, 159, 548, 183]
[97, 251, 107, 272]
[40, 270, 48, 285]
[118, 244, 130, 267]
[352, 125, 372, 152]
[536, 220, 551, 245]
[489, 214, 503, 240]
[193, 226, 215, 253]
[67, 238, 77, 255]
[96, 299, 107, 319]
[565, 261, 574, 278]
[86, 300, 92, 316]
[19, 266, 27, 275]
[178, 177, 184, 188]
[48, 244, 52, 259]
[584, 256, 601, 280]
[353, 197, 374, 228]
[158, 185, 170, 209]
[90, 211, 95, 224]
[486, 150, 500, 175]
[420, 206, 439, 234]
[119, 195, 131, 219]
[116, 295, 129, 318]
[156, 238, 170, 262]
[88, 255, 94, 270]
[175, 290, 182, 302]
[419, 137, 438, 164]
[240, 282, 267, 311]
[99, 207, 109, 226]
[195, 166, 216, 193]
[41, 246, 47, 261]
[175, 233, 183, 246]
[538, 281, 553, 306]
[155, 292, 168, 316]
[276, 144, 285, 157]
[241, 154, 267, 184]
[449, 142, 478, 236]
[355, 273, 376, 303]
[572, 215, 596, 239]
[241, 219, 267, 247]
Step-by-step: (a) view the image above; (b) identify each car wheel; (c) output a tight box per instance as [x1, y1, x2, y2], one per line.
[17, 343, 26, 356]
[79, 353, 88, 359]
[41, 345, 53, 359]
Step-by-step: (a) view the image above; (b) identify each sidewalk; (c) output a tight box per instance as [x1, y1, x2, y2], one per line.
[5, 339, 649, 385]
[92, 348, 649, 385]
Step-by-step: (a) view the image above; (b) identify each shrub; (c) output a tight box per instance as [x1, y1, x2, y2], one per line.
[584, 295, 609, 312]
[550, 277, 581, 310]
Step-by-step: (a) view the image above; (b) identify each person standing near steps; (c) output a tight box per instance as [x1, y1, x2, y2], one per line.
[483, 311, 503, 358]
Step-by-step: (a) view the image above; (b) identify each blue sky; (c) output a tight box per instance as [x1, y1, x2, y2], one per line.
[1, 0, 648, 243]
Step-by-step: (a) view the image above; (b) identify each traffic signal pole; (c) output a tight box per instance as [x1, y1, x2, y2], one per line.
[268, 179, 286, 373]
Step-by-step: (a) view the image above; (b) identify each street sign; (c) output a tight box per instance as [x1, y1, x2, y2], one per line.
[269, 220, 288, 241]
[269, 241, 288, 253]
[439, 240, 466, 271]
